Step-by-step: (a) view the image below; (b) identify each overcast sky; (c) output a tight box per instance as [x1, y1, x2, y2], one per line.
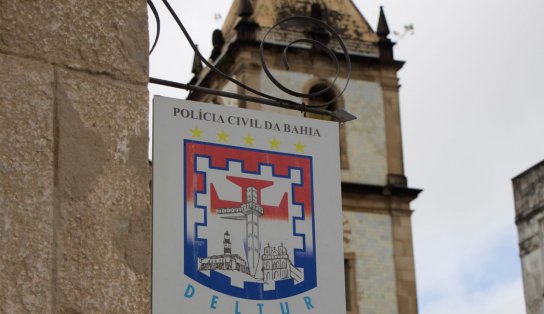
[148, 0, 544, 312]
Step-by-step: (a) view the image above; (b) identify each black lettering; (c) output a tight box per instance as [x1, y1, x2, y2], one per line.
[227, 116, 237, 125]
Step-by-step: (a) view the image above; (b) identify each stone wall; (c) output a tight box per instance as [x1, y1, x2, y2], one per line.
[0, 1, 150, 313]
[344, 211, 399, 314]
[513, 160, 544, 314]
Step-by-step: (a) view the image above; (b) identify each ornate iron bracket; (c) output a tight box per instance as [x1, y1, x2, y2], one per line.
[147, 0, 356, 122]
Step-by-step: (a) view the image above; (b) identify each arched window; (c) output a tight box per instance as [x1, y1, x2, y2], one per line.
[306, 82, 349, 169]
[307, 83, 337, 112]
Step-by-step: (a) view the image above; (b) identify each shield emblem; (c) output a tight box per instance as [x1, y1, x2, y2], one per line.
[184, 140, 317, 300]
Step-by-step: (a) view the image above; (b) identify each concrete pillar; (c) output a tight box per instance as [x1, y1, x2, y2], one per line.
[1, 1, 150, 313]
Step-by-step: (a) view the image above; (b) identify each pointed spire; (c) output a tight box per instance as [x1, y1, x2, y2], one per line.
[377, 6, 390, 38]
[191, 45, 202, 75]
[210, 29, 225, 60]
[308, 3, 329, 44]
[377, 6, 394, 62]
[235, 0, 258, 41]
[238, 0, 253, 18]
[311, 3, 323, 20]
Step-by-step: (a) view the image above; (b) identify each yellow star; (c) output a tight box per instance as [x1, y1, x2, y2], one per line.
[294, 140, 306, 153]
[190, 126, 203, 139]
[243, 134, 255, 146]
[217, 130, 229, 143]
[269, 138, 281, 150]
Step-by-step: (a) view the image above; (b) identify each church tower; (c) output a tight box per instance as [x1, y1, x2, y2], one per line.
[189, 1, 421, 313]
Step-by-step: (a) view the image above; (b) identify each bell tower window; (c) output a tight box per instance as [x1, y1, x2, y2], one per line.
[307, 83, 349, 169]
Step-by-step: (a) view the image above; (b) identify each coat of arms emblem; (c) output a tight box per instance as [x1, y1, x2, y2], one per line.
[184, 140, 317, 300]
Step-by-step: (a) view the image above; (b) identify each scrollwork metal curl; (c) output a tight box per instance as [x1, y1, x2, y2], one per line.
[147, 0, 356, 122]
[260, 16, 351, 108]
[147, 0, 160, 54]
[155, 0, 289, 104]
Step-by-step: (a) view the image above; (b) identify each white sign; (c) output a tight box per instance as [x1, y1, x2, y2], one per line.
[152, 96, 345, 314]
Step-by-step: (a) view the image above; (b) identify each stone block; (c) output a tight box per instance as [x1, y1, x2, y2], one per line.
[0, 54, 55, 313]
[53, 68, 150, 313]
[0, 0, 148, 83]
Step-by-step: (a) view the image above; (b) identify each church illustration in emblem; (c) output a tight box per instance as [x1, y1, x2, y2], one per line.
[261, 243, 303, 283]
[198, 184, 304, 284]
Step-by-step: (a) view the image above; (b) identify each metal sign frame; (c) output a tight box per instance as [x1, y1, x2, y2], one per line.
[152, 96, 346, 313]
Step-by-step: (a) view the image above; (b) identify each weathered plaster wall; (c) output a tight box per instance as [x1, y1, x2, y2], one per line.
[517, 220, 544, 314]
[0, 1, 150, 313]
[513, 161, 544, 314]
[344, 211, 399, 314]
